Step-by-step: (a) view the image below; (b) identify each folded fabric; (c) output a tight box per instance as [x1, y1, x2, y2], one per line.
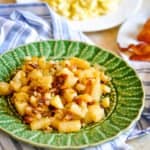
[0, 3, 149, 150]
[0, 4, 91, 52]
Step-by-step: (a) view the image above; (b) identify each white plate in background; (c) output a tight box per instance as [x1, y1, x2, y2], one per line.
[117, 0, 150, 48]
[117, 0, 150, 65]
[16, 0, 142, 32]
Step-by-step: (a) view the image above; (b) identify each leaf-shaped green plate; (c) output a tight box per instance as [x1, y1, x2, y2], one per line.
[0, 40, 144, 149]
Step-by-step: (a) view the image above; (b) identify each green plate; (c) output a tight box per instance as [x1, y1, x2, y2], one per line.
[0, 40, 144, 149]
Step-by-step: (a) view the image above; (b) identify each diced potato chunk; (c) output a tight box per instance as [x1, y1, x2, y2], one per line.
[30, 117, 51, 130]
[69, 102, 82, 117]
[58, 120, 81, 133]
[28, 69, 43, 80]
[79, 68, 100, 79]
[76, 69, 94, 80]
[10, 80, 22, 91]
[60, 60, 71, 68]
[101, 97, 110, 108]
[63, 89, 77, 102]
[85, 104, 105, 123]
[70, 57, 90, 69]
[25, 106, 32, 115]
[58, 68, 73, 76]
[64, 75, 78, 88]
[51, 118, 60, 129]
[54, 110, 64, 120]
[38, 57, 47, 69]
[13, 70, 26, 81]
[0, 82, 11, 95]
[15, 101, 28, 116]
[37, 76, 53, 90]
[13, 70, 27, 85]
[14, 92, 29, 102]
[75, 83, 85, 92]
[10, 71, 27, 91]
[69, 102, 87, 118]
[91, 78, 101, 101]
[29, 96, 37, 107]
[80, 101, 88, 116]
[76, 94, 93, 103]
[57, 68, 78, 88]
[50, 95, 64, 109]
[101, 84, 111, 94]
[20, 86, 30, 93]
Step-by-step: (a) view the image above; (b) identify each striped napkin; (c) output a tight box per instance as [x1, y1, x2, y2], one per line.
[0, 3, 149, 150]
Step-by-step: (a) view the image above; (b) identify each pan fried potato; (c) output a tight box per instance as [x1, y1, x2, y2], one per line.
[85, 104, 105, 123]
[0, 82, 11, 95]
[58, 120, 81, 133]
[0, 57, 111, 132]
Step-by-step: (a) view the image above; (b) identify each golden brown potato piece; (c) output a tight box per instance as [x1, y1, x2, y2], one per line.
[85, 104, 105, 123]
[91, 78, 101, 101]
[37, 76, 53, 90]
[30, 117, 51, 130]
[75, 94, 93, 103]
[58, 120, 81, 133]
[15, 101, 28, 116]
[29, 96, 38, 107]
[28, 69, 43, 80]
[51, 118, 60, 129]
[14, 92, 29, 102]
[10, 80, 22, 92]
[63, 89, 77, 102]
[0, 82, 11, 95]
[70, 57, 90, 69]
[101, 84, 111, 94]
[0, 56, 111, 132]
[50, 95, 64, 109]
[75, 83, 85, 92]
[101, 97, 110, 108]
[68, 102, 83, 117]
[69, 102, 88, 118]
[58, 68, 78, 88]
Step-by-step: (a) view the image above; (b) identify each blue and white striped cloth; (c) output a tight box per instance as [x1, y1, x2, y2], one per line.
[0, 3, 149, 150]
